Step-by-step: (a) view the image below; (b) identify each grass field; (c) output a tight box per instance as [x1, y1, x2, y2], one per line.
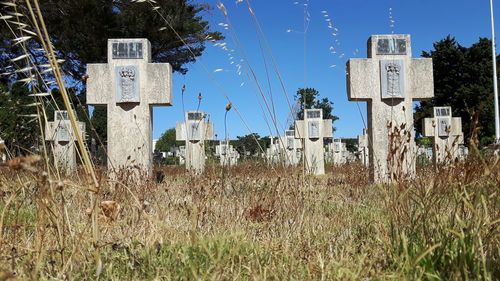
[0, 157, 499, 280]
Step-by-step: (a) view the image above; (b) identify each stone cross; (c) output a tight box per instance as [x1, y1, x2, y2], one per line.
[281, 130, 302, 166]
[346, 34, 434, 182]
[357, 128, 369, 167]
[216, 140, 239, 167]
[423, 106, 464, 165]
[265, 138, 282, 165]
[326, 139, 347, 165]
[87, 38, 172, 175]
[45, 110, 85, 173]
[175, 111, 214, 174]
[295, 109, 333, 175]
[0, 136, 6, 162]
[177, 145, 186, 165]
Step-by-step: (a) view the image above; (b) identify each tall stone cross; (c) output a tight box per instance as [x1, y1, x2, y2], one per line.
[295, 109, 333, 175]
[281, 130, 302, 166]
[87, 39, 172, 174]
[357, 128, 369, 167]
[216, 140, 239, 167]
[346, 34, 434, 182]
[423, 106, 464, 165]
[45, 110, 85, 173]
[175, 111, 214, 174]
[327, 139, 347, 165]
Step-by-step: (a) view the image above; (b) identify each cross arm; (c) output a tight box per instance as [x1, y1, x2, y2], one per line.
[86, 64, 112, 105]
[323, 120, 333, 138]
[175, 122, 186, 141]
[146, 63, 173, 106]
[409, 58, 434, 101]
[346, 59, 377, 101]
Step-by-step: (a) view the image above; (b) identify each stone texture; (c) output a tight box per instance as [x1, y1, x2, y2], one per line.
[176, 111, 214, 174]
[216, 140, 240, 166]
[326, 139, 347, 165]
[357, 128, 369, 167]
[295, 109, 333, 175]
[87, 38, 172, 175]
[45, 111, 85, 174]
[346, 34, 434, 182]
[423, 106, 464, 165]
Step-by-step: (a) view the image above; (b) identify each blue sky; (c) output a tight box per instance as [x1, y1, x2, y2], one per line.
[152, 0, 497, 140]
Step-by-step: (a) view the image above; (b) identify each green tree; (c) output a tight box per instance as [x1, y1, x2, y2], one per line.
[233, 133, 269, 158]
[0, 0, 222, 150]
[0, 83, 41, 155]
[415, 36, 497, 145]
[155, 128, 178, 152]
[294, 88, 339, 132]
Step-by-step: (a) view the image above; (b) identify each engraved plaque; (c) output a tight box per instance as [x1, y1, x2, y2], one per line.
[56, 123, 70, 142]
[112, 42, 143, 59]
[189, 122, 201, 140]
[377, 38, 407, 55]
[55, 111, 69, 121]
[188, 112, 203, 121]
[285, 130, 295, 137]
[307, 109, 321, 119]
[437, 117, 451, 137]
[434, 107, 451, 117]
[287, 137, 294, 149]
[380, 60, 405, 99]
[308, 121, 320, 138]
[115, 65, 140, 103]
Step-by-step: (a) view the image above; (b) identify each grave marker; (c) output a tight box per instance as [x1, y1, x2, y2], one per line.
[423, 106, 464, 164]
[346, 34, 434, 182]
[295, 109, 333, 175]
[176, 111, 214, 174]
[45, 110, 85, 173]
[87, 38, 172, 175]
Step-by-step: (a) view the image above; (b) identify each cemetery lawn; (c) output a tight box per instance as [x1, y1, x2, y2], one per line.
[0, 160, 498, 280]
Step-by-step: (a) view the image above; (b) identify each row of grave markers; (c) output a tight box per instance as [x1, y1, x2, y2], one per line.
[43, 35, 468, 182]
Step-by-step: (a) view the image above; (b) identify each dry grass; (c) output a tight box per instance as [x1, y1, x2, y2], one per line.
[0, 157, 498, 280]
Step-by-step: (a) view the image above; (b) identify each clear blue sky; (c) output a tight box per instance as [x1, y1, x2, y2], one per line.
[152, 0, 497, 140]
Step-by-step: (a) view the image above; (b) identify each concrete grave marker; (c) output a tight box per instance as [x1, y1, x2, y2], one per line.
[176, 111, 214, 174]
[45, 110, 85, 173]
[326, 139, 347, 165]
[281, 130, 302, 166]
[295, 109, 333, 175]
[423, 106, 464, 164]
[346, 34, 434, 182]
[87, 38, 172, 175]
[216, 140, 240, 167]
[358, 128, 369, 167]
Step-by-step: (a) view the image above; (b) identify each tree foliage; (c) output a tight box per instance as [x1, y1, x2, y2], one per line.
[294, 88, 339, 132]
[233, 133, 270, 158]
[415, 36, 497, 145]
[0, 0, 222, 151]
[155, 128, 178, 152]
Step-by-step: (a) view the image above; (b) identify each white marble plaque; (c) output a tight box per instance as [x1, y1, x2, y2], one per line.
[308, 121, 320, 139]
[380, 60, 405, 99]
[115, 65, 140, 103]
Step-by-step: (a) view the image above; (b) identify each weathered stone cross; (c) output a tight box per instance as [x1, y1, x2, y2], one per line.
[295, 109, 333, 175]
[423, 106, 464, 165]
[357, 128, 369, 167]
[175, 111, 214, 174]
[45, 110, 85, 173]
[87, 39, 172, 175]
[346, 34, 434, 182]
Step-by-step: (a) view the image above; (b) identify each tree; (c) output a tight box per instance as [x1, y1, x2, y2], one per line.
[415, 36, 497, 145]
[233, 133, 270, 158]
[0, 0, 222, 150]
[155, 128, 178, 152]
[0, 83, 41, 155]
[294, 88, 339, 132]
